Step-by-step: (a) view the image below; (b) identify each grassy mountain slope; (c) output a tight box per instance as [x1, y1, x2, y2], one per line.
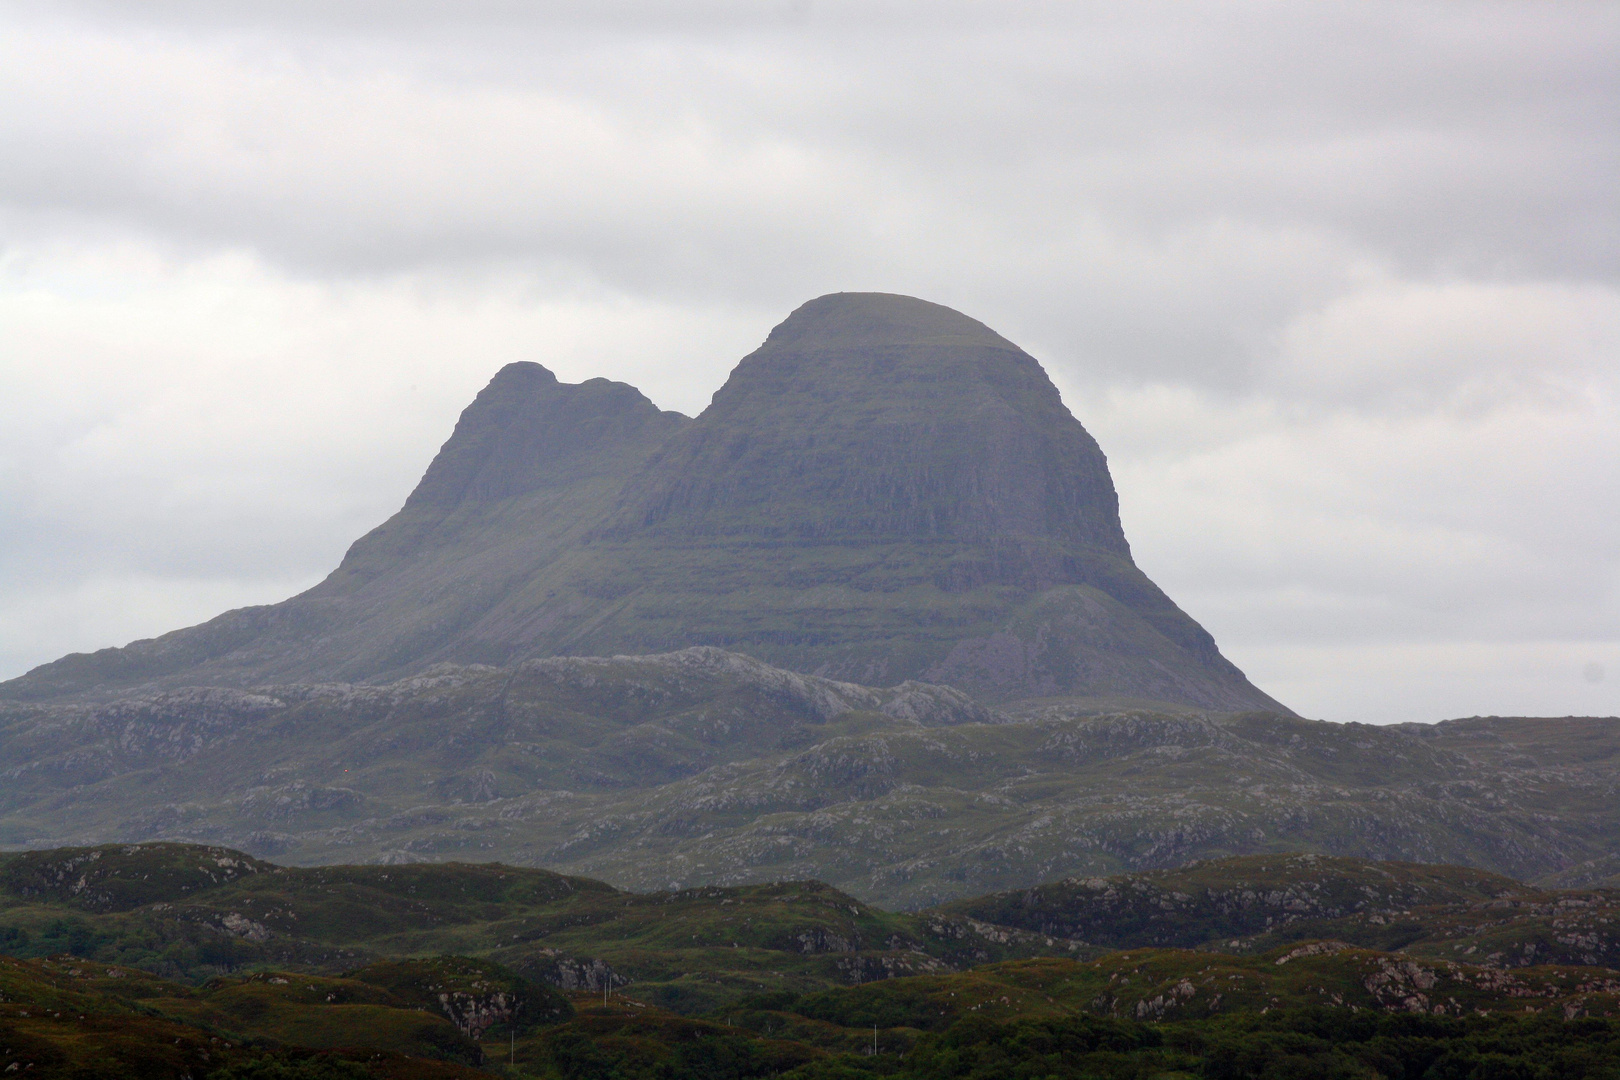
[3, 653, 1618, 907]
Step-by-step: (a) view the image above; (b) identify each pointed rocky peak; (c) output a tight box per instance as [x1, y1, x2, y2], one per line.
[407, 362, 686, 511]
[315, 362, 688, 595]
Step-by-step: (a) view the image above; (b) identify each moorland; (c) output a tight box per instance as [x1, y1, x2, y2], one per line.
[9, 842, 1620, 1077]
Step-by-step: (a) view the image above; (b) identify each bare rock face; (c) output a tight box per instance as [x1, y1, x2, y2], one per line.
[608, 292, 1129, 556]
[530, 293, 1283, 709]
[1, 292, 1286, 713]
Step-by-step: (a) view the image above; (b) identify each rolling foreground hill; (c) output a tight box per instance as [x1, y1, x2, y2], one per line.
[10, 844, 1620, 1077]
[3, 649, 1618, 906]
[0, 292, 1283, 711]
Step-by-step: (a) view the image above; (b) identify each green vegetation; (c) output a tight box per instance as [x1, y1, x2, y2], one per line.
[0, 843, 1054, 1008]
[0, 954, 494, 1078]
[790, 1009, 1620, 1080]
[941, 853, 1620, 969]
[5, 844, 1620, 1076]
[0, 842, 274, 912]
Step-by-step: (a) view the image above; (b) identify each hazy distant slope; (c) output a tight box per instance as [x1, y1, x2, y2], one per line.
[3, 649, 1617, 907]
[1, 292, 1280, 711]
[0, 364, 687, 698]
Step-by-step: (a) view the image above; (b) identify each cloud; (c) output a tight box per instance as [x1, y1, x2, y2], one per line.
[1273, 278, 1620, 410]
[0, 1, 1615, 721]
[1070, 318, 1619, 720]
[1241, 640, 1620, 725]
[0, 241, 766, 679]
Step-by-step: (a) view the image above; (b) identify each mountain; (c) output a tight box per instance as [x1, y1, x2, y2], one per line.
[0, 292, 1282, 712]
[0, 364, 688, 698]
[3, 648, 1617, 907]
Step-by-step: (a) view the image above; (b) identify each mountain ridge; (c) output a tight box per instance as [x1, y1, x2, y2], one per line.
[3, 646, 1617, 908]
[1, 291, 1282, 712]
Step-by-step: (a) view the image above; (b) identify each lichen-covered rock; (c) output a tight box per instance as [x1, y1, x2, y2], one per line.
[0, 843, 272, 913]
[346, 956, 571, 1039]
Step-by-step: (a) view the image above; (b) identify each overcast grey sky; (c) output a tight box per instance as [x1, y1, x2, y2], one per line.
[1, 0, 1616, 722]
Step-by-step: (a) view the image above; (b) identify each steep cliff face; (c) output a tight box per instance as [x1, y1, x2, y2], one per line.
[526, 293, 1277, 708]
[610, 293, 1129, 557]
[1, 293, 1285, 713]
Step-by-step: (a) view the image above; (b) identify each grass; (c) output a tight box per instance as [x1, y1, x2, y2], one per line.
[9, 844, 1620, 1075]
